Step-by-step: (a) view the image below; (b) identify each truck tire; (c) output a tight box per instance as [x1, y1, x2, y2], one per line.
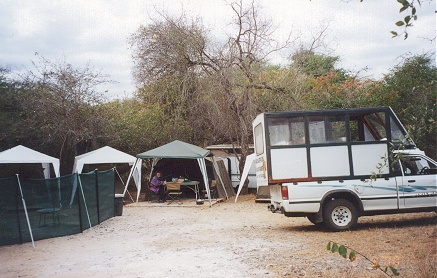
[307, 214, 324, 227]
[323, 199, 358, 231]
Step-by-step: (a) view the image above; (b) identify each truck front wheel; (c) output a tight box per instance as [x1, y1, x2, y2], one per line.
[323, 199, 358, 231]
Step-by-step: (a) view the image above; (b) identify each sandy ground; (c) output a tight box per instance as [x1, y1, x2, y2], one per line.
[0, 194, 436, 278]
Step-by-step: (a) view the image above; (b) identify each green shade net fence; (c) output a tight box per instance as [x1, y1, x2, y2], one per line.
[0, 169, 115, 247]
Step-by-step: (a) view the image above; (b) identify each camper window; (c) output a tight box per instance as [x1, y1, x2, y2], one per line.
[349, 112, 389, 142]
[267, 117, 305, 146]
[363, 112, 387, 141]
[390, 116, 410, 144]
[308, 115, 346, 144]
[254, 123, 264, 155]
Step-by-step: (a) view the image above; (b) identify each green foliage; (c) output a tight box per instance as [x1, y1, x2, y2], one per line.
[103, 98, 192, 156]
[291, 50, 340, 77]
[327, 241, 400, 277]
[391, 0, 419, 39]
[300, 70, 383, 110]
[301, 53, 435, 160]
[382, 54, 437, 159]
[0, 67, 20, 149]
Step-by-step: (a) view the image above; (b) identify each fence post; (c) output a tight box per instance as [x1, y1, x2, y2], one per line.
[76, 174, 83, 232]
[95, 170, 100, 224]
[78, 173, 92, 230]
[16, 174, 35, 249]
[14, 178, 22, 244]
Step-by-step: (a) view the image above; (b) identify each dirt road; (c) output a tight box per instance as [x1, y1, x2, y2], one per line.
[0, 194, 435, 277]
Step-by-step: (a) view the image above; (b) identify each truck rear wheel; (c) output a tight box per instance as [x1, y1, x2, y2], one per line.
[323, 199, 358, 231]
[307, 214, 324, 227]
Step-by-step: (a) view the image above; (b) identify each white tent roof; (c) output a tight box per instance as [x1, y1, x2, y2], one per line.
[73, 146, 138, 173]
[0, 145, 60, 178]
[73, 146, 142, 202]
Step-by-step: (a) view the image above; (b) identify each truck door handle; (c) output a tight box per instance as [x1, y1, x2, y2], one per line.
[408, 180, 416, 183]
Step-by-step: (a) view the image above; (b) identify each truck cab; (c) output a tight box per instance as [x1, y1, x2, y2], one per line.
[252, 107, 436, 231]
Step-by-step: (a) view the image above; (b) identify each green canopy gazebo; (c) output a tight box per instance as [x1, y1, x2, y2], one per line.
[124, 140, 226, 207]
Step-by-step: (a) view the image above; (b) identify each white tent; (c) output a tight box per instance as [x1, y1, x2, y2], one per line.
[0, 145, 60, 178]
[72, 146, 142, 202]
[0, 145, 58, 249]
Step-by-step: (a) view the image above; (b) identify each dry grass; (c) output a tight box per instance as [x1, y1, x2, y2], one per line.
[265, 208, 437, 277]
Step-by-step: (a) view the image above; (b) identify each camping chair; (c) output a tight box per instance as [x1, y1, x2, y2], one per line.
[37, 207, 61, 226]
[37, 181, 61, 227]
[166, 182, 183, 205]
[146, 183, 161, 203]
[202, 180, 218, 201]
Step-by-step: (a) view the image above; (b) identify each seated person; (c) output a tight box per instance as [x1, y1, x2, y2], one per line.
[150, 171, 166, 202]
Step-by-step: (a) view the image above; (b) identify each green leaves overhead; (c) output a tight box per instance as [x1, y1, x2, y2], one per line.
[391, 0, 420, 39]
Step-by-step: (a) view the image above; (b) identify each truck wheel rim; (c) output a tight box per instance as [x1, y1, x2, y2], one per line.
[331, 206, 351, 226]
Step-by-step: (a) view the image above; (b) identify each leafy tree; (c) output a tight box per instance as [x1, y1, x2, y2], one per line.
[290, 49, 384, 110]
[381, 54, 436, 159]
[0, 67, 20, 150]
[291, 49, 340, 77]
[301, 70, 384, 109]
[251, 64, 306, 112]
[103, 98, 192, 156]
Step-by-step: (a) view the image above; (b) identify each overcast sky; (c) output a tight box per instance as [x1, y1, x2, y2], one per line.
[1, 0, 435, 100]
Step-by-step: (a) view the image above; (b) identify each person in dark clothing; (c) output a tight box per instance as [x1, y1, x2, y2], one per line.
[150, 172, 166, 202]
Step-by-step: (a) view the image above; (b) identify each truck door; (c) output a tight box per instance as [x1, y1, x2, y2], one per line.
[400, 155, 437, 208]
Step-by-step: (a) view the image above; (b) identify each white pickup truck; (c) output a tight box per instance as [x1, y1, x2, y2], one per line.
[252, 107, 437, 231]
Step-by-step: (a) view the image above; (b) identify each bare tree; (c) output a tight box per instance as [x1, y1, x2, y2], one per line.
[16, 55, 112, 174]
[129, 1, 308, 194]
[192, 0, 299, 193]
[129, 13, 220, 144]
[129, 0, 300, 193]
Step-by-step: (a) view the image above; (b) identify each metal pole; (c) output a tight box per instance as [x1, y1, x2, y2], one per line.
[95, 171, 100, 224]
[115, 167, 134, 202]
[123, 158, 139, 197]
[16, 174, 35, 249]
[78, 174, 92, 229]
